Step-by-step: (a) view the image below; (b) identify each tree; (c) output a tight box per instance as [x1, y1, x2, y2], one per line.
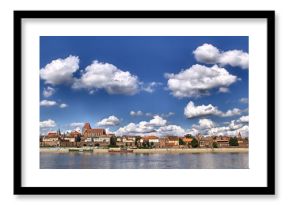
[108, 136, 119, 148]
[229, 137, 239, 146]
[75, 135, 81, 142]
[212, 142, 218, 148]
[142, 141, 150, 148]
[110, 136, 117, 146]
[135, 136, 141, 146]
[191, 138, 199, 148]
[184, 134, 193, 138]
[179, 138, 185, 145]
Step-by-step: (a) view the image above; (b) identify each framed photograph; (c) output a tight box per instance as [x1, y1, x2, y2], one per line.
[14, 10, 275, 195]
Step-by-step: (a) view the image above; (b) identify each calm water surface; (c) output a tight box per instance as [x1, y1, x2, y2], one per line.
[40, 152, 248, 169]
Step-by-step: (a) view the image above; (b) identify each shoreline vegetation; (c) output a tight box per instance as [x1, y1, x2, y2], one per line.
[40, 147, 248, 154]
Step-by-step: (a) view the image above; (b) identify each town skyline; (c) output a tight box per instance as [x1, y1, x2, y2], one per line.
[41, 121, 248, 150]
[40, 36, 249, 138]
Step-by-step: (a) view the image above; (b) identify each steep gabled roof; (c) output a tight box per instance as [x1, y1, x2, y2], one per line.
[46, 132, 58, 138]
[83, 122, 92, 130]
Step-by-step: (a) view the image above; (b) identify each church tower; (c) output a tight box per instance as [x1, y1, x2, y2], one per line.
[82, 122, 91, 135]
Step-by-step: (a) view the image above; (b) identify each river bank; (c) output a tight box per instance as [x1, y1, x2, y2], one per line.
[40, 147, 248, 154]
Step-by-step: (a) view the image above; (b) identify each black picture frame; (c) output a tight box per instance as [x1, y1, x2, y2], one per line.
[14, 10, 275, 195]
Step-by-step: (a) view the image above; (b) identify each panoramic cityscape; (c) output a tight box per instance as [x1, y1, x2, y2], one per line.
[40, 122, 248, 151]
[40, 36, 249, 169]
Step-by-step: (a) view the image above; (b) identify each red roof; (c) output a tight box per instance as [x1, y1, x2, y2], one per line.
[85, 128, 106, 135]
[47, 132, 58, 138]
[83, 122, 92, 130]
[182, 137, 193, 142]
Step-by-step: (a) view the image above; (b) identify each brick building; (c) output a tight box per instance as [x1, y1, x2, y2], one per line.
[82, 122, 106, 138]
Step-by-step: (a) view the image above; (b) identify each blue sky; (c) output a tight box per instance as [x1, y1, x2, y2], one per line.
[40, 36, 249, 137]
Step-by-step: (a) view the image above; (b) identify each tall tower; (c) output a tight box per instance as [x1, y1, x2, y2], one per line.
[82, 122, 91, 135]
[57, 129, 61, 136]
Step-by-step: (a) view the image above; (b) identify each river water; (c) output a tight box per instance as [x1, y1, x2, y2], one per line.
[40, 152, 248, 169]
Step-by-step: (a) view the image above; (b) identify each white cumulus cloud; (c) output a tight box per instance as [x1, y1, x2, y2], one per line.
[97, 115, 120, 126]
[156, 125, 185, 137]
[208, 126, 230, 136]
[59, 103, 68, 108]
[193, 43, 220, 64]
[198, 118, 215, 129]
[115, 122, 155, 136]
[130, 110, 144, 116]
[43, 86, 55, 97]
[40, 100, 57, 107]
[228, 120, 244, 130]
[219, 87, 229, 93]
[141, 82, 162, 93]
[219, 50, 249, 69]
[207, 117, 249, 137]
[148, 115, 167, 126]
[40, 100, 68, 109]
[240, 97, 248, 104]
[115, 123, 186, 137]
[40, 119, 56, 128]
[130, 111, 174, 118]
[165, 64, 237, 98]
[239, 115, 249, 123]
[193, 43, 249, 69]
[191, 119, 216, 135]
[72, 60, 139, 95]
[184, 101, 219, 118]
[184, 101, 242, 118]
[220, 108, 242, 117]
[115, 115, 166, 136]
[208, 124, 248, 137]
[115, 114, 199, 137]
[40, 55, 80, 85]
